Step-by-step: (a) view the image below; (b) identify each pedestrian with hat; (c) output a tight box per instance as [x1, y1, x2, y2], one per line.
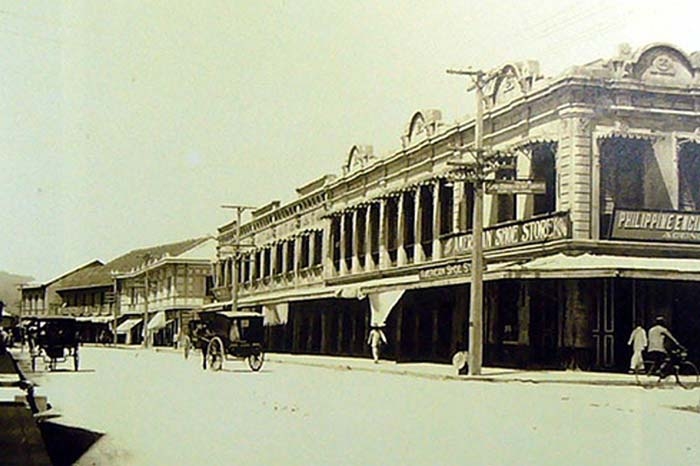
[367, 326, 387, 363]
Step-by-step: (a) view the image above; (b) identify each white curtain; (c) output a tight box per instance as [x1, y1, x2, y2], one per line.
[263, 303, 289, 326]
[146, 311, 167, 330]
[369, 290, 404, 326]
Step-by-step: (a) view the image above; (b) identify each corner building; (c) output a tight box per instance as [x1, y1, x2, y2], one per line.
[215, 43, 700, 372]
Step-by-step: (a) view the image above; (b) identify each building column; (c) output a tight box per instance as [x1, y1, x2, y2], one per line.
[351, 209, 361, 274]
[322, 219, 333, 279]
[432, 181, 442, 260]
[339, 214, 348, 275]
[260, 248, 267, 281]
[563, 280, 594, 370]
[364, 205, 373, 272]
[251, 250, 258, 284]
[379, 199, 390, 269]
[309, 231, 316, 269]
[397, 193, 407, 266]
[294, 235, 302, 280]
[414, 188, 425, 263]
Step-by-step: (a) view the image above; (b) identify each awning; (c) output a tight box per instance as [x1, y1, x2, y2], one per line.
[335, 274, 421, 299]
[218, 310, 263, 319]
[146, 311, 167, 331]
[76, 316, 114, 324]
[504, 253, 700, 281]
[368, 290, 405, 327]
[116, 318, 142, 334]
[263, 303, 289, 326]
[238, 285, 339, 306]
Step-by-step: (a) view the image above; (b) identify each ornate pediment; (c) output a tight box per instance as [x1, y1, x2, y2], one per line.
[604, 43, 697, 84]
[485, 61, 541, 109]
[401, 110, 444, 147]
[343, 145, 375, 175]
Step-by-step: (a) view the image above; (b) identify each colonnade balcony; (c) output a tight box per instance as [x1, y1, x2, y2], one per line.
[327, 178, 458, 279]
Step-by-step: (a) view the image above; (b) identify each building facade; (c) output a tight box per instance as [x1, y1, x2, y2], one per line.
[214, 43, 700, 372]
[19, 260, 104, 318]
[114, 237, 216, 346]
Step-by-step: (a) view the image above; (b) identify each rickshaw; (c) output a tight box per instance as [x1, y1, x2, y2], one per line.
[198, 310, 265, 372]
[28, 316, 80, 372]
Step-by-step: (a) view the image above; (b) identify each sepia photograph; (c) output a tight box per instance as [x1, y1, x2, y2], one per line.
[2, 1, 700, 465]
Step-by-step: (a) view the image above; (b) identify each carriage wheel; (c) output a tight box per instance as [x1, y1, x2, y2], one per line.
[183, 336, 191, 360]
[247, 352, 264, 372]
[207, 337, 224, 371]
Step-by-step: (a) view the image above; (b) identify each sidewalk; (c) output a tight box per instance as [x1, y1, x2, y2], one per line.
[263, 353, 644, 387]
[144, 344, 658, 387]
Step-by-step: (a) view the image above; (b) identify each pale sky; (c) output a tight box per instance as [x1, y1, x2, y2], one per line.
[2, 0, 699, 282]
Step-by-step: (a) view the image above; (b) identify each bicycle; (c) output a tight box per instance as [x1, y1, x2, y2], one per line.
[634, 348, 699, 389]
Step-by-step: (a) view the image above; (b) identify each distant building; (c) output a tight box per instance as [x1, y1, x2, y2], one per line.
[213, 43, 700, 372]
[20, 237, 216, 345]
[19, 260, 104, 318]
[112, 237, 216, 346]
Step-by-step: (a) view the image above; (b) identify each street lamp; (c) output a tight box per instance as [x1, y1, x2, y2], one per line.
[221, 205, 256, 313]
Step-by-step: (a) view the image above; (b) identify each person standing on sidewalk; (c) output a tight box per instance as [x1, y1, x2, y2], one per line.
[367, 326, 387, 363]
[627, 322, 647, 373]
[647, 316, 681, 375]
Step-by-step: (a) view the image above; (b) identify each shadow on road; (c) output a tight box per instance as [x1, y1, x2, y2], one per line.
[40, 420, 104, 466]
[217, 367, 271, 374]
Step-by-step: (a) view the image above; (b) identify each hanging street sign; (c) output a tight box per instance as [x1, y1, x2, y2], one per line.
[485, 179, 546, 195]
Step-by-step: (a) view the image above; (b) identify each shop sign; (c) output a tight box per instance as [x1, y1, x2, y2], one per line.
[456, 212, 570, 253]
[611, 209, 700, 242]
[485, 179, 546, 195]
[419, 262, 470, 280]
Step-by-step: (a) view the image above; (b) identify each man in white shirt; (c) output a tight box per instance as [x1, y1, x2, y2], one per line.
[367, 326, 387, 363]
[627, 322, 647, 373]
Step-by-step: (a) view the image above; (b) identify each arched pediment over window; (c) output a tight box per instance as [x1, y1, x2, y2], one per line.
[487, 61, 540, 109]
[402, 109, 443, 147]
[631, 43, 695, 84]
[343, 145, 375, 175]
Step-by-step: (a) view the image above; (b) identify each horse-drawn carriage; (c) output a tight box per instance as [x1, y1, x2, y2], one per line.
[27, 316, 80, 372]
[184, 310, 265, 372]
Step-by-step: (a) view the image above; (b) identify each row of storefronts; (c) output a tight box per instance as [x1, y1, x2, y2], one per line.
[214, 43, 700, 372]
[17, 43, 700, 373]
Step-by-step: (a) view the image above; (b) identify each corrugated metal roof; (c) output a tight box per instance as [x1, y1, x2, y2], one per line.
[55, 237, 210, 291]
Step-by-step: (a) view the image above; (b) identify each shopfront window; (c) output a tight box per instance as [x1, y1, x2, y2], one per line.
[331, 217, 341, 272]
[403, 191, 416, 262]
[599, 136, 664, 236]
[386, 197, 399, 264]
[439, 181, 453, 235]
[496, 166, 516, 224]
[679, 141, 700, 210]
[531, 143, 557, 215]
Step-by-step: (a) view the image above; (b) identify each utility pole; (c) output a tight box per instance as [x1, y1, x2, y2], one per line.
[446, 67, 514, 376]
[142, 253, 151, 348]
[221, 205, 256, 313]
